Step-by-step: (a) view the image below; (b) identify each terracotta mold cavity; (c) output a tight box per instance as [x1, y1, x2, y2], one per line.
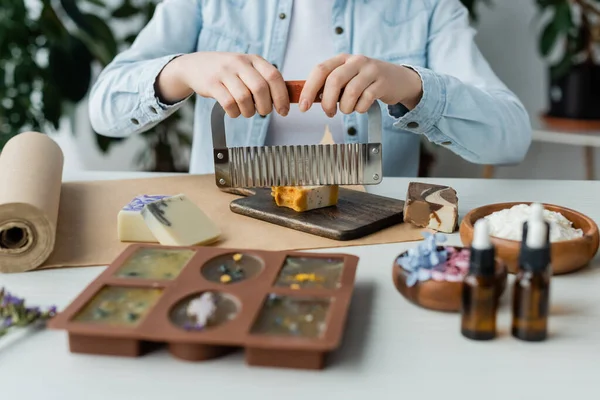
[201, 252, 263, 285]
[274, 256, 344, 289]
[73, 286, 163, 327]
[114, 247, 195, 280]
[169, 291, 240, 332]
[250, 294, 331, 338]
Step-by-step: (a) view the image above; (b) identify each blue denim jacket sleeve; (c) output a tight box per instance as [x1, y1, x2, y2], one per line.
[387, 0, 531, 165]
[89, 0, 531, 167]
[88, 0, 202, 137]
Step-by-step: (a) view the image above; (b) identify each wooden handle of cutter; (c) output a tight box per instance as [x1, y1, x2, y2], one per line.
[285, 80, 343, 103]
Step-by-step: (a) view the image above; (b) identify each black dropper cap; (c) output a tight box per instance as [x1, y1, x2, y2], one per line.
[519, 220, 551, 272]
[469, 246, 495, 276]
[518, 204, 550, 267]
[469, 221, 496, 277]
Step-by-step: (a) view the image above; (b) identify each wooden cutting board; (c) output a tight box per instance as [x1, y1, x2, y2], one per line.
[225, 187, 406, 241]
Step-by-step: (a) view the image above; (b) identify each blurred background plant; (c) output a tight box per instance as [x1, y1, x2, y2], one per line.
[534, 0, 600, 120]
[0, 0, 191, 171]
[0, 0, 487, 173]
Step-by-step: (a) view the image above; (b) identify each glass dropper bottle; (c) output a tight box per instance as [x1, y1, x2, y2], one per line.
[512, 203, 551, 341]
[461, 218, 497, 340]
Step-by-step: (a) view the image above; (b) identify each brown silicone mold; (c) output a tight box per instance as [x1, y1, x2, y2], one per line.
[48, 244, 358, 370]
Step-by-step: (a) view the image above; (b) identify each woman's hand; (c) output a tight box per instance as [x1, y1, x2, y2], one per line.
[156, 52, 290, 118]
[299, 53, 423, 116]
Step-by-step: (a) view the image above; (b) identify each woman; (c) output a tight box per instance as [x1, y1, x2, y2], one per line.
[89, 0, 532, 176]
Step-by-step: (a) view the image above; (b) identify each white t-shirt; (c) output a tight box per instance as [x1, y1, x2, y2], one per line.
[264, 0, 344, 145]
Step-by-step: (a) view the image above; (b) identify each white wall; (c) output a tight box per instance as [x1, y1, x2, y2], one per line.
[431, 0, 597, 180]
[52, 0, 597, 179]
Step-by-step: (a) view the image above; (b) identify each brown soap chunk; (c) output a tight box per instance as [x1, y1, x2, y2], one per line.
[403, 182, 458, 233]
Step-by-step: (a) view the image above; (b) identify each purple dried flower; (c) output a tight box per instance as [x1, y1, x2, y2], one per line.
[0, 287, 57, 338]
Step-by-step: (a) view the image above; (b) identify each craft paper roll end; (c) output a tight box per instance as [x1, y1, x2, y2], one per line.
[0, 132, 62, 273]
[0, 203, 56, 273]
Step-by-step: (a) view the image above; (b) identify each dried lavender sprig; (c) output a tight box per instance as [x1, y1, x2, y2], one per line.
[0, 287, 57, 337]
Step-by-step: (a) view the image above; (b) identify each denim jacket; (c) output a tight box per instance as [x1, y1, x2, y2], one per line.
[89, 0, 532, 176]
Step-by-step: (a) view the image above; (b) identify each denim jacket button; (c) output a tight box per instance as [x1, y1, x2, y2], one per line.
[149, 106, 158, 114]
[407, 121, 419, 129]
[335, 26, 344, 34]
[347, 126, 357, 136]
[131, 118, 140, 125]
[279, 13, 286, 19]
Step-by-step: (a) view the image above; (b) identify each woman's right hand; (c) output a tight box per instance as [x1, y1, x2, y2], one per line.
[156, 52, 290, 118]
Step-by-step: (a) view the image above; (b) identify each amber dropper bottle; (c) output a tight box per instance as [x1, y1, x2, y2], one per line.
[461, 218, 497, 340]
[512, 203, 551, 341]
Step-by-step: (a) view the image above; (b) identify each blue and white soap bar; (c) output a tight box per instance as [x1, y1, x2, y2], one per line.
[118, 195, 171, 242]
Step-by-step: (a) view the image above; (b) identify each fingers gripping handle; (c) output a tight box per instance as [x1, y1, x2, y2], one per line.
[211, 80, 382, 148]
[285, 80, 336, 103]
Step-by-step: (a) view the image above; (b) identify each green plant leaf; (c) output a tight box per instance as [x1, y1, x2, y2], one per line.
[124, 33, 138, 44]
[550, 52, 574, 80]
[112, 2, 140, 19]
[175, 131, 192, 147]
[0, 133, 13, 152]
[79, 13, 118, 62]
[42, 82, 63, 130]
[84, 0, 107, 7]
[60, 1, 118, 63]
[539, 21, 561, 56]
[39, 2, 69, 42]
[95, 133, 125, 154]
[538, 2, 574, 57]
[143, 2, 158, 23]
[554, 1, 574, 30]
[59, 0, 94, 36]
[48, 36, 93, 102]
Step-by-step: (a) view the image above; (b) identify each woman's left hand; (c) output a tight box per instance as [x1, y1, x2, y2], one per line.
[299, 53, 423, 116]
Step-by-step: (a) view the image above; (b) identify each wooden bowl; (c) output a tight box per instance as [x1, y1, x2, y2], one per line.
[392, 246, 508, 312]
[460, 202, 600, 275]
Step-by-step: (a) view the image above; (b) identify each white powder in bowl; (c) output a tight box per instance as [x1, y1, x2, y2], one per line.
[483, 204, 584, 242]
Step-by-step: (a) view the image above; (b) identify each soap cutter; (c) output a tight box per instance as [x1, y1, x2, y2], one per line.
[211, 80, 383, 188]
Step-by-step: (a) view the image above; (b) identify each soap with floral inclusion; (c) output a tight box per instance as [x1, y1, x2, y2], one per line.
[141, 194, 221, 246]
[118, 195, 171, 242]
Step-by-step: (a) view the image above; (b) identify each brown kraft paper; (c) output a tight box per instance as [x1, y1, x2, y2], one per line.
[0, 132, 424, 273]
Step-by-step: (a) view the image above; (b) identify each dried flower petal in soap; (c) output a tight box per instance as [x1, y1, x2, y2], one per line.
[185, 292, 217, 330]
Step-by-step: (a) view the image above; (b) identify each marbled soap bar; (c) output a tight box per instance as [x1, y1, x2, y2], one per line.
[141, 194, 221, 246]
[403, 182, 458, 233]
[271, 185, 339, 212]
[118, 195, 171, 242]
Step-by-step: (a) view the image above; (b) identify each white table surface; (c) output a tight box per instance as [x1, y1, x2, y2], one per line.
[2, 171, 600, 400]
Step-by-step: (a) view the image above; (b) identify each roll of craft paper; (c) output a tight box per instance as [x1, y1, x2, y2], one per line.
[0, 132, 64, 273]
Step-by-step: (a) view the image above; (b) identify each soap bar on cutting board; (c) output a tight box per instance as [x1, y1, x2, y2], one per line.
[118, 195, 171, 242]
[271, 185, 339, 212]
[141, 194, 221, 246]
[403, 182, 458, 233]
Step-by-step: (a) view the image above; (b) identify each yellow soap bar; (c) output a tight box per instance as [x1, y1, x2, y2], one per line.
[271, 185, 339, 212]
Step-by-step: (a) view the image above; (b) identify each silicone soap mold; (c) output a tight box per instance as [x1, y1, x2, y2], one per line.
[48, 245, 359, 370]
